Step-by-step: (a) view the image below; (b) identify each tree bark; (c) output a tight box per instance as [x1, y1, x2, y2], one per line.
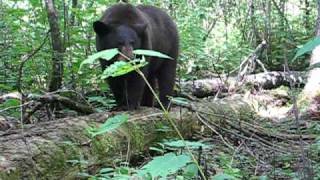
[70, 0, 77, 26]
[0, 108, 197, 179]
[249, 0, 258, 47]
[303, 0, 320, 99]
[45, 0, 64, 92]
[304, 0, 311, 30]
[0, 100, 316, 179]
[181, 71, 306, 98]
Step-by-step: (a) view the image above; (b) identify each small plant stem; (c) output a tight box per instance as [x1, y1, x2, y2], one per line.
[119, 52, 207, 179]
[136, 69, 207, 180]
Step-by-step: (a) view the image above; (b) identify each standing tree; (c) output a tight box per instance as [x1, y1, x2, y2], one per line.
[45, 0, 64, 92]
[303, 0, 320, 100]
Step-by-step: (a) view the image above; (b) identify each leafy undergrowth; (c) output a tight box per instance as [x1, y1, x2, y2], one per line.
[72, 87, 320, 180]
[1, 84, 318, 179]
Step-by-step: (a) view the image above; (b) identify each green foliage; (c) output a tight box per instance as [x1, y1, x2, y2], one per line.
[0, 99, 20, 117]
[101, 59, 148, 79]
[293, 37, 320, 60]
[88, 96, 116, 110]
[80, 49, 172, 79]
[211, 173, 237, 180]
[137, 153, 191, 178]
[79, 48, 119, 70]
[133, 49, 173, 59]
[182, 163, 198, 179]
[1, 0, 315, 92]
[1, 99, 20, 107]
[170, 97, 189, 106]
[1, 0, 319, 179]
[80, 153, 193, 179]
[307, 62, 320, 70]
[311, 135, 320, 178]
[214, 153, 243, 179]
[87, 114, 128, 137]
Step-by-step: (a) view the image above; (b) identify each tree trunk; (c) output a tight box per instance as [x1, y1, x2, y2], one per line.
[304, 0, 311, 30]
[45, 0, 64, 92]
[249, 0, 258, 47]
[70, 0, 77, 26]
[303, 0, 320, 99]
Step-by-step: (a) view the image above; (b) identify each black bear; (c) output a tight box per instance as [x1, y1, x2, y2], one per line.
[93, 3, 179, 110]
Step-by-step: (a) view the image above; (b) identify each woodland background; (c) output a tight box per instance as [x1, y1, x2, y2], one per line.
[1, 0, 320, 179]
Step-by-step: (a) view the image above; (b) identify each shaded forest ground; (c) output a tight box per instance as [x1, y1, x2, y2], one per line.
[1, 72, 319, 179]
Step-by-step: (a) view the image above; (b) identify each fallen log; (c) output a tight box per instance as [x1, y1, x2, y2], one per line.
[0, 97, 316, 179]
[180, 71, 306, 97]
[0, 108, 197, 179]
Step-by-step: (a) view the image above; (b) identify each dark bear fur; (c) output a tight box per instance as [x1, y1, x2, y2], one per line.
[93, 3, 179, 110]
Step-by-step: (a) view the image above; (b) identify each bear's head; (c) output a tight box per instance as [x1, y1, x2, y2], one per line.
[93, 21, 147, 60]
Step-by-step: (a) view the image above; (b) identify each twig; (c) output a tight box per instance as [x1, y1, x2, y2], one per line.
[17, 30, 50, 94]
[0, 101, 33, 113]
[202, 13, 222, 41]
[196, 112, 234, 150]
[237, 40, 267, 82]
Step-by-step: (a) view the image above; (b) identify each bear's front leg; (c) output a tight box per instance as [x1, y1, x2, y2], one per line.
[124, 72, 147, 110]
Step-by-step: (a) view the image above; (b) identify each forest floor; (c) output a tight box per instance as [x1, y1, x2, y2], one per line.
[185, 87, 319, 179]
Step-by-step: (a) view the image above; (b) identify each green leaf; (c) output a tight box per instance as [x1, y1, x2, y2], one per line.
[112, 174, 132, 180]
[116, 166, 131, 175]
[258, 175, 269, 180]
[293, 37, 320, 61]
[133, 49, 173, 59]
[76, 172, 92, 178]
[2, 99, 20, 107]
[101, 61, 132, 78]
[0, 84, 14, 91]
[88, 96, 116, 108]
[171, 97, 189, 106]
[79, 48, 119, 70]
[29, 0, 41, 7]
[87, 114, 129, 137]
[307, 62, 320, 70]
[163, 140, 210, 149]
[99, 168, 114, 174]
[137, 153, 191, 178]
[211, 173, 237, 180]
[101, 60, 148, 79]
[155, 125, 172, 132]
[183, 163, 198, 178]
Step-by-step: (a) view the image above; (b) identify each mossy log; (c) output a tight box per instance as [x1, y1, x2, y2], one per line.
[0, 107, 199, 179]
[0, 98, 314, 179]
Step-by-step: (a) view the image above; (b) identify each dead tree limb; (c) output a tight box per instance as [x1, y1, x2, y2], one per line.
[180, 71, 306, 98]
[237, 40, 267, 81]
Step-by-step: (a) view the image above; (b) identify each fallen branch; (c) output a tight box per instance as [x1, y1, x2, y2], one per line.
[0, 91, 95, 124]
[30, 93, 95, 114]
[180, 71, 306, 97]
[236, 40, 268, 80]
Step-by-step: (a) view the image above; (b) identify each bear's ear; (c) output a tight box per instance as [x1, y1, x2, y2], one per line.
[93, 21, 110, 35]
[132, 23, 147, 36]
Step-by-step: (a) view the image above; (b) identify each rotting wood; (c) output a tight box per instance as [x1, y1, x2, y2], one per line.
[0, 96, 316, 179]
[180, 71, 306, 98]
